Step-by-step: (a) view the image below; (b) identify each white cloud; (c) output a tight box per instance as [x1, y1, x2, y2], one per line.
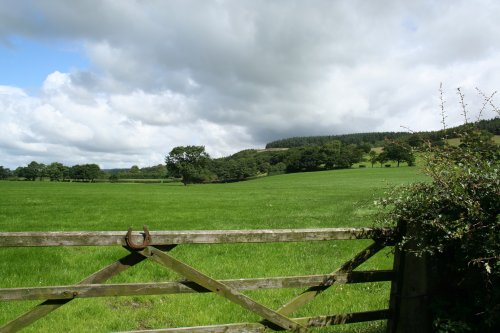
[0, 73, 257, 168]
[109, 90, 195, 126]
[0, 0, 499, 168]
[0, 85, 28, 97]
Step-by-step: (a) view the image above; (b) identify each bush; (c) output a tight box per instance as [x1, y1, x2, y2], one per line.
[377, 88, 499, 332]
[384, 164, 391, 168]
[358, 164, 366, 168]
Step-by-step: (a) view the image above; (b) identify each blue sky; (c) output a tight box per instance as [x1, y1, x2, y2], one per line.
[0, 37, 88, 90]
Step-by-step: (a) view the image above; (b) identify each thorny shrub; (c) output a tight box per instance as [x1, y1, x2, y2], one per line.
[377, 87, 499, 332]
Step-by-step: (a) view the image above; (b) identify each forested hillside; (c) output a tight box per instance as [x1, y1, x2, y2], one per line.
[266, 118, 500, 148]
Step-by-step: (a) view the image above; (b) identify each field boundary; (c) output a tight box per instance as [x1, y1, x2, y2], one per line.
[0, 227, 421, 333]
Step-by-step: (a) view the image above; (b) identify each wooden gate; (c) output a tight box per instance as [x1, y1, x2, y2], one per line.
[0, 227, 400, 333]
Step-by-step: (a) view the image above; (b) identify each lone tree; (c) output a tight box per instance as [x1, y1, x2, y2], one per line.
[381, 140, 415, 167]
[166, 146, 211, 185]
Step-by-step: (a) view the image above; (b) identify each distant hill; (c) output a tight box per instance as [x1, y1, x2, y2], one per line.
[265, 118, 500, 148]
[102, 168, 129, 174]
[266, 132, 411, 148]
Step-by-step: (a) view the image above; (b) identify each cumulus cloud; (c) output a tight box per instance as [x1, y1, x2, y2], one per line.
[0, 0, 499, 168]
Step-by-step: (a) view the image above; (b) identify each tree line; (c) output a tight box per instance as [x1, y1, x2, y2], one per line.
[166, 139, 416, 185]
[106, 165, 167, 181]
[0, 161, 103, 182]
[265, 117, 499, 149]
[0, 140, 416, 184]
[0, 162, 169, 182]
[266, 131, 412, 148]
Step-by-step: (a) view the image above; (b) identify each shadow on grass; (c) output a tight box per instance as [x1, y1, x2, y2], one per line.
[314, 320, 386, 333]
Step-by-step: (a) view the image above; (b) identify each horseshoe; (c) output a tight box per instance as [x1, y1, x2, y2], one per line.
[125, 225, 152, 250]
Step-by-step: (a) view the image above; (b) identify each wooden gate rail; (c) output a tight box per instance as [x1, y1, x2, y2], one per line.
[120, 309, 391, 333]
[0, 228, 395, 333]
[0, 271, 393, 301]
[0, 228, 390, 247]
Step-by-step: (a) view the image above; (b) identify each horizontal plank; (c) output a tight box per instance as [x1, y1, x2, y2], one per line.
[121, 323, 264, 333]
[116, 309, 390, 332]
[0, 228, 392, 247]
[296, 309, 391, 326]
[0, 271, 393, 301]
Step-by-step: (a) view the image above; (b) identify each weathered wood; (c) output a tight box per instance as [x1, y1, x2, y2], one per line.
[0, 228, 388, 247]
[387, 223, 431, 333]
[116, 309, 390, 332]
[0, 227, 396, 333]
[273, 241, 386, 317]
[120, 323, 265, 333]
[0, 270, 393, 301]
[296, 309, 390, 327]
[0, 249, 165, 333]
[386, 242, 403, 333]
[141, 246, 310, 333]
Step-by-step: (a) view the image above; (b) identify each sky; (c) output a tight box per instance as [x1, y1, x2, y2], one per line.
[0, 0, 499, 169]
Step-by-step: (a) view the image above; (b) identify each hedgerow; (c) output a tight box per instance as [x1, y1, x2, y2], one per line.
[378, 87, 499, 332]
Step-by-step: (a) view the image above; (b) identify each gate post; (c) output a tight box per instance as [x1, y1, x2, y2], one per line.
[387, 223, 431, 333]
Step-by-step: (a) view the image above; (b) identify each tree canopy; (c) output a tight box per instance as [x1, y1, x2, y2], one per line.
[0, 166, 12, 179]
[165, 146, 211, 185]
[69, 164, 101, 182]
[380, 141, 415, 167]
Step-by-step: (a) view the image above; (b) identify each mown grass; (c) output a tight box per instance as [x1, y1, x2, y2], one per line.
[0, 167, 427, 332]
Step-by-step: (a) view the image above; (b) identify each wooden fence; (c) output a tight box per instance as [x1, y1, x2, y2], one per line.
[0, 227, 426, 333]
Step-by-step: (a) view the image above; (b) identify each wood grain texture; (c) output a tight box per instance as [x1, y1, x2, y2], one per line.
[0, 270, 393, 301]
[0, 228, 388, 247]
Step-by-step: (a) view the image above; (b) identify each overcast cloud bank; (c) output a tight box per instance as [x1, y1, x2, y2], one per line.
[0, 0, 499, 168]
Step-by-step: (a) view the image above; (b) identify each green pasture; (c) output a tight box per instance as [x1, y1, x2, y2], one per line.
[0, 167, 427, 333]
[446, 134, 500, 146]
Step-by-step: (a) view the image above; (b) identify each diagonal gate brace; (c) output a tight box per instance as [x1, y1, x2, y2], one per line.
[0, 246, 176, 333]
[140, 246, 310, 333]
[270, 241, 386, 319]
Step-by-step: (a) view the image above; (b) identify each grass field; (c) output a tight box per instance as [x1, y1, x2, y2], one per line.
[0, 167, 428, 332]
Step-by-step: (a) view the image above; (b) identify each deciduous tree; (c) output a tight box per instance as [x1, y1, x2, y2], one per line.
[45, 162, 66, 181]
[0, 166, 11, 179]
[21, 161, 44, 181]
[166, 146, 211, 185]
[382, 141, 415, 167]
